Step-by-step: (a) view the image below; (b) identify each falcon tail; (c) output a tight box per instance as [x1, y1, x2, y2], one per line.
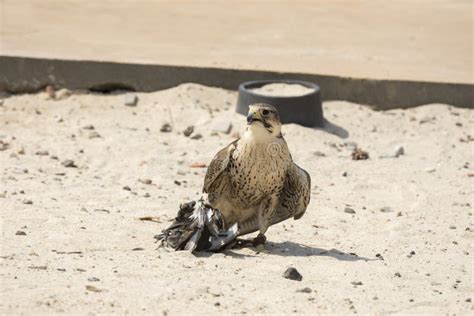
[155, 200, 239, 252]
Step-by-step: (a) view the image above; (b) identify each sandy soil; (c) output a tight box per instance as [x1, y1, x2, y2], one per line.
[0, 84, 473, 315]
[250, 83, 315, 97]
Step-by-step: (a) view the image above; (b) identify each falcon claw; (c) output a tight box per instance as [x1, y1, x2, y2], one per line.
[255, 244, 266, 253]
[252, 233, 267, 247]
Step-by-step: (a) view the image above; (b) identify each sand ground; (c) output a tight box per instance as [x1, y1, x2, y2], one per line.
[0, 84, 473, 315]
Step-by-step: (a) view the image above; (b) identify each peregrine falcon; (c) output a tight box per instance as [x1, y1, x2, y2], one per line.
[203, 103, 311, 249]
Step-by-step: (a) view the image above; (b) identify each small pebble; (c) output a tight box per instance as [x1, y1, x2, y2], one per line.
[283, 267, 302, 281]
[123, 186, 131, 191]
[394, 145, 405, 157]
[211, 118, 232, 134]
[160, 123, 172, 133]
[15, 231, 27, 236]
[190, 133, 203, 140]
[124, 94, 138, 106]
[296, 287, 312, 293]
[380, 206, 394, 213]
[138, 178, 152, 185]
[82, 124, 94, 130]
[344, 207, 356, 214]
[55, 88, 71, 100]
[183, 126, 194, 137]
[22, 199, 33, 205]
[35, 150, 49, 156]
[61, 160, 77, 168]
[87, 277, 100, 282]
[88, 131, 101, 139]
[351, 281, 363, 286]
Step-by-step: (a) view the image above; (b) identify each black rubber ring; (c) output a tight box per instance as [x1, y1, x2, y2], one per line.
[236, 79, 324, 127]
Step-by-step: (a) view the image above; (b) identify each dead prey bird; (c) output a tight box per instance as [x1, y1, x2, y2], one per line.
[156, 103, 311, 252]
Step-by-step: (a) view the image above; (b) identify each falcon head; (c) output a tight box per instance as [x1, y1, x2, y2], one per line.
[246, 103, 282, 137]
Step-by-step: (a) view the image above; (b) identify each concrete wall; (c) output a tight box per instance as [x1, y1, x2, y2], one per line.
[1, 56, 472, 110]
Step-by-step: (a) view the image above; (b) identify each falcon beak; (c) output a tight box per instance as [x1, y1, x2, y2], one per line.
[247, 113, 254, 124]
[247, 112, 261, 125]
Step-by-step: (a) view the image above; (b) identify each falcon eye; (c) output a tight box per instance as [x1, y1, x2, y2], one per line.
[262, 109, 270, 116]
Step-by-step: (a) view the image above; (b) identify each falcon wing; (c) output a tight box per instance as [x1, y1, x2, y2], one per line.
[203, 139, 239, 193]
[237, 162, 311, 236]
[276, 162, 311, 221]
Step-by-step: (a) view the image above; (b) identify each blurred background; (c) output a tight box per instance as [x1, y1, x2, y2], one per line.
[1, 0, 472, 83]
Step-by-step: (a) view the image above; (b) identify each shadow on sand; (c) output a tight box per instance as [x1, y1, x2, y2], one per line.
[315, 119, 349, 139]
[196, 240, 378, 261]
[265, 241, 375, 261]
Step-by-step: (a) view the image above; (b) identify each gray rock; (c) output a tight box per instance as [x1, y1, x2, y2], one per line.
[344, 207, 356, 214]
[191, 133, 203, 140]
[380, 206, 394, 213]
[351, 281, 363, 286]
[138, 178, 152, 185]
[56, 88, 72, 100]
[87, 277, 100, 282]
[283, 267, 302, 281]
[15, 231, 27, 236]
[160, 123, 172, 133]
[88, 131, 101, 139]
[61, 160, 77, 168]
[183, 126, 194, 137]
[35, 150, 49, 156]
[22, 199, 33, 205]
[296, 287, 312, 293]
[394, 145, 405, 157]
[124, 94, 138, 106]
[211, 118, 232, 134]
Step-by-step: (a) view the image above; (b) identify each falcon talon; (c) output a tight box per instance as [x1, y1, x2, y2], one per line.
[252, 234, 267, 247]
[156, 103, 311, 252]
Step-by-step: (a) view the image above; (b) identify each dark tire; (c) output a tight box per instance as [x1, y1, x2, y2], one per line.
[236, 79, 324, 127]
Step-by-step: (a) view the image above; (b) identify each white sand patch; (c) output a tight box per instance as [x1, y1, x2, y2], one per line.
[249, 83, 315, 97]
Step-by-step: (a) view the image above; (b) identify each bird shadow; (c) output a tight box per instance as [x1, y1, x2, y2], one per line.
[314, 118, 349, 139]
[264, 241, 375, 261]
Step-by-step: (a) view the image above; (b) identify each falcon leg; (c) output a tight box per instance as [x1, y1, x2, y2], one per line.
[253, 195, 278, 252]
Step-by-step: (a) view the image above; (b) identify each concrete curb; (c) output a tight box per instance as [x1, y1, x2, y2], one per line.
[1, 56, 472, 109]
